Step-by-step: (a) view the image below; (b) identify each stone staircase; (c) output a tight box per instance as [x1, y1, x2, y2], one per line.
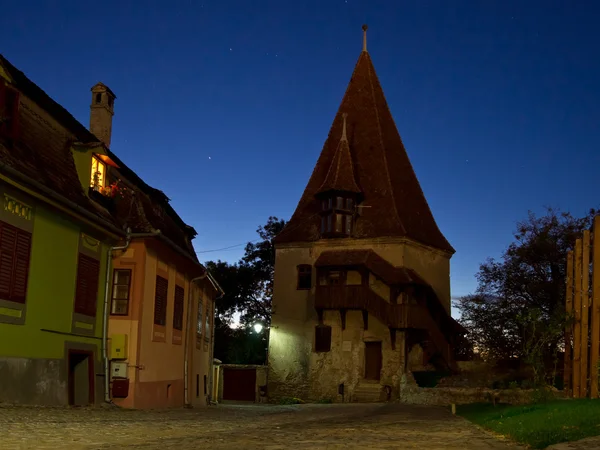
[352, 382, 383, 403]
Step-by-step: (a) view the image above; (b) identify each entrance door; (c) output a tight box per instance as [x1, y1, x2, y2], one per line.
[364, 341, 382, 380]
[68, 350, 94, 406]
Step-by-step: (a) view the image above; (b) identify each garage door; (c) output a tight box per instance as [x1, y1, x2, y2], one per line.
[222, 368, 256, 402]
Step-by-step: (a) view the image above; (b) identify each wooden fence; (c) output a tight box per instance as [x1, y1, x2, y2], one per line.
[564, 215, 600, 398]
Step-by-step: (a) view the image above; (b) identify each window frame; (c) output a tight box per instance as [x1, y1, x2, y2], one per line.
[296, 264, 312, 290]
[90, 155, 106, 191]
[110, 268, 132, 316]
[320, 194, 355, 237]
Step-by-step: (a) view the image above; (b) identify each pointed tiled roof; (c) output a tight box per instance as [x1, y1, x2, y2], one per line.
[274, 29, 454, 253]
[317, 113, 361, 196]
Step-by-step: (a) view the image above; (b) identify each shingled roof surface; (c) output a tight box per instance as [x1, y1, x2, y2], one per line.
[0, 54, 198, 262]
[274, 48, 454, 253]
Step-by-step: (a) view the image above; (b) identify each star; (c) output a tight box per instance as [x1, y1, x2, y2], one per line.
[208, 156, 212, 160]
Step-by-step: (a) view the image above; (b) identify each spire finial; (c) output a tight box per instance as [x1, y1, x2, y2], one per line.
[362, 24, 368, 52]
[341, 113, 348, 141]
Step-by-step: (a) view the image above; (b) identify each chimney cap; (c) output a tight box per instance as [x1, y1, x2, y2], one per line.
[90, 82, 117, 99]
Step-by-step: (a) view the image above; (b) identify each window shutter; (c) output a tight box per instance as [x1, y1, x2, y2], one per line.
[0, 222, 17, 300]
[75, 254, 100, 317]
[10, 229, 31, 303]
[154, 276, 168, 326]
[173, 285, 184, 330]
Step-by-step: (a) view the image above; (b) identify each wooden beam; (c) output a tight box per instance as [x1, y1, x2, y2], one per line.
[390, 328, 396, 350]
[574, 238, 583, 398]
[592, 216, 600, 398]
[362, 310, 369, 330]
[565, 250, 574, 396]
[582, 230, 591, 398]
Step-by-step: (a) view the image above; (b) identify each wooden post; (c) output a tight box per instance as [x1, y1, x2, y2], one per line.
[565, 250, 574, 396]
[581, 230, 591, 397]
[574, 238, 582, 398]
[591, 216, 600, 398]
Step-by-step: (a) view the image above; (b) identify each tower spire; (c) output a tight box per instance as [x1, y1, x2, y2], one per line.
[362, 24, 368, 52]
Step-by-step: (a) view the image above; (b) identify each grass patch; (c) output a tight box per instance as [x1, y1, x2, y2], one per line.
[458, 399, 600, 449]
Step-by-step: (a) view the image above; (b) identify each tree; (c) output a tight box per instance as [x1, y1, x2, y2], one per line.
[205, 216, 287, 364]
[455, 207, 597, 367]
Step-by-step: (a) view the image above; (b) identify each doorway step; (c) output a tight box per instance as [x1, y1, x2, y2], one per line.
[352, 381, 382, 403]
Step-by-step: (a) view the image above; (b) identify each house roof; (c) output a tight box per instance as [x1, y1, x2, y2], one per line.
[0, 54, 199, 264]
[274, 31, 454, 254]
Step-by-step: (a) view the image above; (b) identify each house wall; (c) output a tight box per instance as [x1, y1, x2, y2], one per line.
[108, 242, 215, 409]
[267, 238, 451, 402]
[0, 182, 109, 405]
[189, 281, 215, 407]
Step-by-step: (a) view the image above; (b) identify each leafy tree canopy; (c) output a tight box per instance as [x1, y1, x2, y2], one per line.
[455, 207, 597, 363]
[205, 216, 286, 364]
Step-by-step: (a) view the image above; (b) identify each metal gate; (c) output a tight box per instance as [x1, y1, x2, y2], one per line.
[222, 368, 256, 402]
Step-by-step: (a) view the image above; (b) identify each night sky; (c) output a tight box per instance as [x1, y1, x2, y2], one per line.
[1, 1, 599, 301]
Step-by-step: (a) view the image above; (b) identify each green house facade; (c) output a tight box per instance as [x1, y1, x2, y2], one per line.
[0, 56, 124, 405]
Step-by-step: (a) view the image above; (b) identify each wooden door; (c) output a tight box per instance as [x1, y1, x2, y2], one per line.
[222, 368, 257, 402]
[364, 341, 382, 380]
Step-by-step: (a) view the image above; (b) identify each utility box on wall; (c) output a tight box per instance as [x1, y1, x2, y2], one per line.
[111, 361, 128, 379]
[110, 334, 128, 359]
[112, 378, 130, 398]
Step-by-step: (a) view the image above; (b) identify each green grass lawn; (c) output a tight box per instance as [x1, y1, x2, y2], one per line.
[457, 399, 600, 449]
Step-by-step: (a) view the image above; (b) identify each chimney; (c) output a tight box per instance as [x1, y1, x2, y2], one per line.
[89, 82, 116, 148]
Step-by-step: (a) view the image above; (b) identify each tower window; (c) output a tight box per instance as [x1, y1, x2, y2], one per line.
[108, 97, 113, 108]
[95, 93, 102, 104]
[297, 265, 312, 290]
[315, 325, 332, 353]
[90, 155, 106, 190]
[320, 195, 354, 237]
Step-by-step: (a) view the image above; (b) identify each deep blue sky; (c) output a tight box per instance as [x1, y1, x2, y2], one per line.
[1, 1, 599, 300]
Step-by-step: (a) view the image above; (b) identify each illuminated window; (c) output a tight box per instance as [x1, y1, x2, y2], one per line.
[90, 156, 106, 191]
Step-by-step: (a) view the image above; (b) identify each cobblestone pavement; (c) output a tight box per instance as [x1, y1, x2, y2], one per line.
[0, 403, 521, 449]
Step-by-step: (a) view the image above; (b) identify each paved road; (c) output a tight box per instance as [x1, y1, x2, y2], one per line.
[1, 403, 520, 449]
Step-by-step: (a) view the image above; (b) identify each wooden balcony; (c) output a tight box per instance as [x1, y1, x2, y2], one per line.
[314, 285, 429, 330]
[315, 285, 456, 371]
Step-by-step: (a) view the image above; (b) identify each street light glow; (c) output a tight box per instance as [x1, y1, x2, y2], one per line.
[253, 323, 263, 333]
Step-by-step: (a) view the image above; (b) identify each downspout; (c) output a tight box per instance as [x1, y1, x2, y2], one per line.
[102, 229, 161, 404]
[206, 271, 224, 405]
[184, 273, 208, 407]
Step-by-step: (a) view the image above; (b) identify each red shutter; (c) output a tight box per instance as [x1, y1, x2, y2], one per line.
[0, 221, 32, 303]
[75, 254, 100, 317]
[0, 222, 16, 300]
[154, 276, 168, 326]
[173, 285, 184, 330]
[10, 229, 31, 303]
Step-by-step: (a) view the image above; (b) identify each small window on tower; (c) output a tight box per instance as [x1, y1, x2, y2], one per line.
[95, 93, 102, 104]
[108, 97, 113, 108]
[297, 265, 312, 290]
[90, 155, 106, 191]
